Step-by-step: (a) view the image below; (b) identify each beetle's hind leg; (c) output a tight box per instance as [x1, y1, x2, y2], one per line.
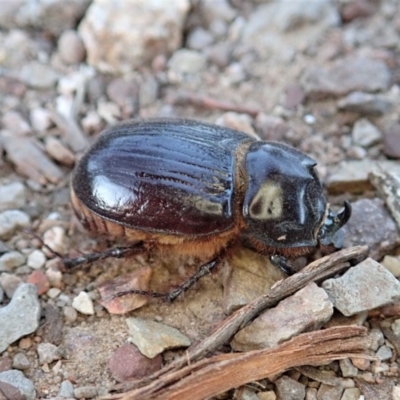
[114, 248, 229, 302]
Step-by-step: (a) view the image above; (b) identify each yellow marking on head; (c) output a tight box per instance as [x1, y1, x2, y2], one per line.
[249, 182, 283, 220]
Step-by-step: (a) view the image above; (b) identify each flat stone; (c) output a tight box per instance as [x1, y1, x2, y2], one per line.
[339, 358, 358, 378]
[58, 380, 75, 398]
[18, 61, 59, 89]
[222, 247, 285, 314]
[168, 49, 207, 75]
[74, 385, 98, 399]
[231, 283, 333, 351]
[338, 91, 392, 115]
[323, 258, 400, 316]
[351, 118, 382, 148]
[0, 273, 23, 298]
[341, 388, 362, 400]
[275, 376, 306, 400]
[326, 159, 400, 194]
[0, 284, 41, 353]
[12, 353, 30, 371]
[126, 317, 191, 358]
[37, 342, 62, 364]
[108, 344, 162, 382]
[0, 370, 35, 400]
[301, 56, 391, 99]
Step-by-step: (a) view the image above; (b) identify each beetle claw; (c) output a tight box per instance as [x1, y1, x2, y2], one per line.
[318, 201, 352, 249]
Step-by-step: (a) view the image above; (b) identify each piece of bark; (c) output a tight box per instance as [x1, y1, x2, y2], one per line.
[110, 326, 374, 400]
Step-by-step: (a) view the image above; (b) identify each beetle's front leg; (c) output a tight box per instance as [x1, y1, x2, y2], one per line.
[269, 255, 297, 275]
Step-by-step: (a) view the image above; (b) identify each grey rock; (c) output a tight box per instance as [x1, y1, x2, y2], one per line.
[0, 251, 26, 272]
[139, 75, 159, 108]
[231, 283, 333, 351]
[126, 317, 191, 358]
[369, 329, 385, 352]
[341, 388, 362, 400]
[0, 210, 30, 240]
[323, 258, 400, 316]
[0, 0, 90, 36]
[376, 345, 392, 361]
[0, 369, 36, 400]
[73, 385, 98, 399]
[37, 342, 62, 364]
[339, 358, 358, 378]
[301, 57, 391, 99]
[370, 169, 400, 232]
[12, 353, 30, 370]
[338, 91, 392, 115]
[351, 118, 382, 148]
[79, 0, 190, 73]
[275, 376, 306, 400]
[317, 383, 344, 399]
[0, 284, 41, 353]
[168, 49, 207, 75]
[200, 0, 237, 24]
[0, 182, 26, 211]
[18, 61, 59, 89]
[383, 123, 400, 159]
[58, 380, 74, 398]
[187, 27, 214, 50]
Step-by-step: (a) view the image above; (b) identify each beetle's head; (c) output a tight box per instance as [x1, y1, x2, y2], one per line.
[242, 142, 350, 253]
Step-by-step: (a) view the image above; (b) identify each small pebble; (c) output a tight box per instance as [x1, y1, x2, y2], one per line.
[58, 30, 86, 64]
[43, 226, 68, 255]
[108, 344, 162, 382]
[47, 288, 61, 299]
[0, 182, 27, 211]
[352, 118, 382, 147]
[383, 124, 400, 158]
[0, 210, 31, 240]
[27, 250, 46, 270]
[382, 255, 400, 278]
[168, 49, 207, 75]
[30, 108, 53, 132]
[45, 137, 75, 167]
[72, 292, 95, 315]
[12, 353, 30, 370]
[63, 306, 78, 323]
[27, 270, 50, 295]
[74, 385, 98, 399]
[0, 251, 26, 272]
[0, 273, 23, 298]
[37, 342, 62, 364]
[376, 345, 392, 361]
[58, 380, 75, 398]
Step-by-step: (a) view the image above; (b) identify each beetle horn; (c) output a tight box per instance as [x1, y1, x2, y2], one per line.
[318, 201, 352, 248]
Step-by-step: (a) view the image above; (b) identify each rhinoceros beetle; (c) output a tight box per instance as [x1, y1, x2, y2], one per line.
[68, 118, 351, 301]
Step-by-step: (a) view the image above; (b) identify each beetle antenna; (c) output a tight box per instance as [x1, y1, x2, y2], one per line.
[318, 201, 352, 248]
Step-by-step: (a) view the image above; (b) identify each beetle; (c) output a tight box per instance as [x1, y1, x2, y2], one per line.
[68, 118, 351, 301]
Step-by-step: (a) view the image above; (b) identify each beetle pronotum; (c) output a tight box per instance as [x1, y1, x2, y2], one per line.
[67, 119, 351, 301]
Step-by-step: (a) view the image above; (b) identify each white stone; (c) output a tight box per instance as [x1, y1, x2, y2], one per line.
[72, 291, 95, 315]
[27, 250, 46, 270]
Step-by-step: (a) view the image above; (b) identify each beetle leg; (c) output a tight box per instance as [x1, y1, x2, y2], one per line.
[62, 242, 146, 269]
[269, 255, 298, 275]
[113, 247, 230, 302]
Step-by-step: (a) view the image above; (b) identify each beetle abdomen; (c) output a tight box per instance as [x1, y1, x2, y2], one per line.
[72, 119, 251, 236]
